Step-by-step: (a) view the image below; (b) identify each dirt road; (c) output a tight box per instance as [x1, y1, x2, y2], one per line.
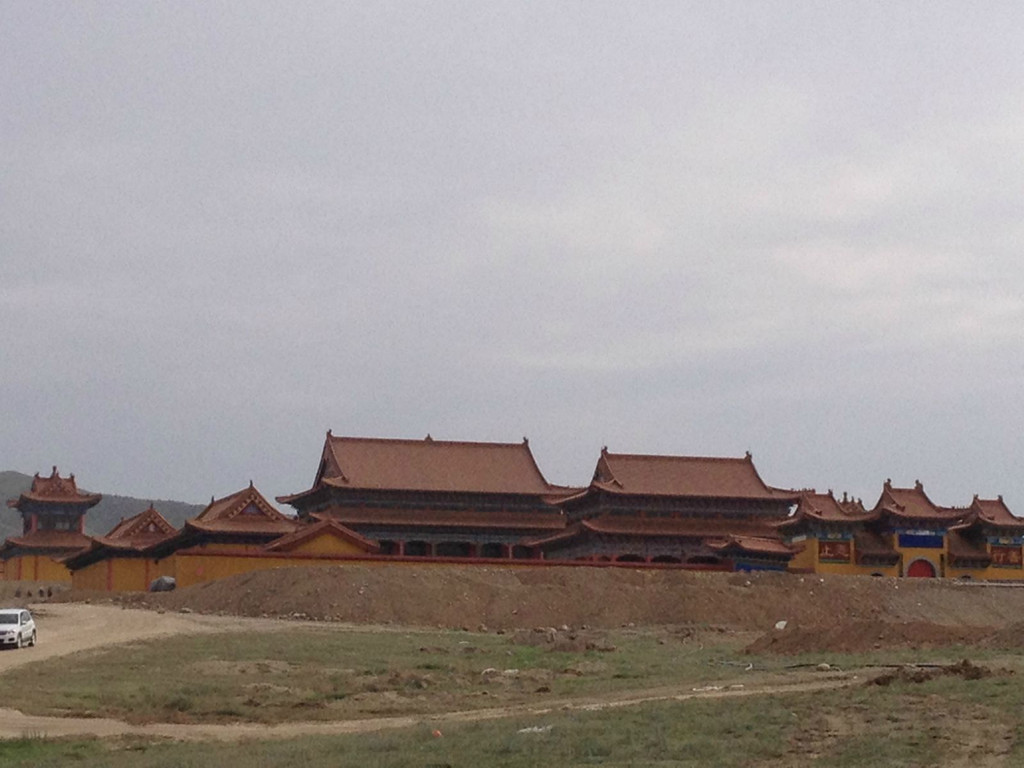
[0, 603, 864, 742]
[0, 604, 258, 674]
[0, 676, 859, 742]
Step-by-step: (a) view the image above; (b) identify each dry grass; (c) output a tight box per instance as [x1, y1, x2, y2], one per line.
[0, 624, 754, 724]
[6, 673, 1024, 767]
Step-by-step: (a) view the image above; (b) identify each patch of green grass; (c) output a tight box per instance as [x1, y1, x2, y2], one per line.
[8, 672, 1024, 767]
[0, 626, 751, 724]
[0, 736, 104, 767]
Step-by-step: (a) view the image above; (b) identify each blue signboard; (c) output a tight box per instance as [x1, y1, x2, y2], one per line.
[898, 533, 944, 549]
[735, 561, 787, 572]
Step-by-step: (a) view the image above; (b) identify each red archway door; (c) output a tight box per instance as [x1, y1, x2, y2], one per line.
[907, 559, 936, 578]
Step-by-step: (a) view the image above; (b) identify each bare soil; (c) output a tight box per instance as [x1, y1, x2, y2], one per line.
[8, 566, 1024, 745]
[53, 564, 1024, 654]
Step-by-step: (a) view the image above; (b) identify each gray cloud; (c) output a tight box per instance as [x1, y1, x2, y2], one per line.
[3, 2, 1024, 513]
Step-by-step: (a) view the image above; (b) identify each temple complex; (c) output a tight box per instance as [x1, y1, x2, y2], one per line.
[1, 467, 100, 581]
[7, 441, 1024, 589]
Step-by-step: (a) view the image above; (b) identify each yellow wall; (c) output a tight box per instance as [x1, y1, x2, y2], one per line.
[72, 561, 107, 591]
[785, 534, 900, 578]
[947, 542, 1024, 581]
[282, 533, 367, 557]
[170, 552, 360, 588]
[786, 536, 815, 571]
[72, 556, 175, 592]
[2, 555, 72, 583]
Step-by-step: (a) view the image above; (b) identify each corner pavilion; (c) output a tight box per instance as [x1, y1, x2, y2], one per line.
[1, 468, 99, 582]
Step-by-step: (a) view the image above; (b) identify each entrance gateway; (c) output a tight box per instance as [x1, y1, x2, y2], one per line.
[906, 559, 936, 578]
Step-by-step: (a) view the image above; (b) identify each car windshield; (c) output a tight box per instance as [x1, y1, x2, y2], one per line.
[0, 613, 18, 625]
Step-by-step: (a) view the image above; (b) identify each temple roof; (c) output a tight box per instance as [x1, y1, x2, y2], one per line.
[280, 433, 561, 502]
[947, 531, 992, 565]
[705, 535, 798, 557]
[970, 496, 1024, 529]
[95, 505, 177, 549]
[872, 480, 966, 524]
[777, 491, 877, 527]
[6, 467, 102, 509]
[188, 483, 298, 536]
[524, 516, 790, 550]
[0, 529, 92, 553]
[581, 448, 796, 501]
[852, 530, 900, 564]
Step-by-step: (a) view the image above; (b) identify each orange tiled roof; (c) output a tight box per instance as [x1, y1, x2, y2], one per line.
[523, 517, 792, 551]
[971, 496, 1024, 528]
[6, 467, 102, 508]
[588, 448, 796, 500]
[94, 505, 177, 549]
[872, 480, 966, 522]
[2, 529, 93, 551]
[947, 531, 992, 565]
[778, 491, 877, 527]
[705, 535, 797, 556]
[188, 483, 297, 536]
[280, 433, 560, 501]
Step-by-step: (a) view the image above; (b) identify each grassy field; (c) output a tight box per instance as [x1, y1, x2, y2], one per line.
[1, 626, 771, 724]
[3, 623, 1024, 766]
[5, 623, 1018, 726]
[3, 672, 1024, 767]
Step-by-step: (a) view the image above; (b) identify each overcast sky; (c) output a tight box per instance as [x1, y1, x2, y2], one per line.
[3, 2, 1024, 513]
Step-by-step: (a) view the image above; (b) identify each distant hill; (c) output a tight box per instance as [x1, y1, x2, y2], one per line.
[0, 471, 204, 540]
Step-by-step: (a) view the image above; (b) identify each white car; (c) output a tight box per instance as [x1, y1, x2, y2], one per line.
[0, 609, 36, 649]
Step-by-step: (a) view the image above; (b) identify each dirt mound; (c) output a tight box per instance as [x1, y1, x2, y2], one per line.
[979, 621, 1024, 649]
[745, 620, 987, 655]
[57, 564, 1024, 637]
[870, 659, 1000, 686]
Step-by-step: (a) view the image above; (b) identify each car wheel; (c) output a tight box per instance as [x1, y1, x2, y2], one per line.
[15, 633, 22, 649]
[29, 630, 36, 647]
